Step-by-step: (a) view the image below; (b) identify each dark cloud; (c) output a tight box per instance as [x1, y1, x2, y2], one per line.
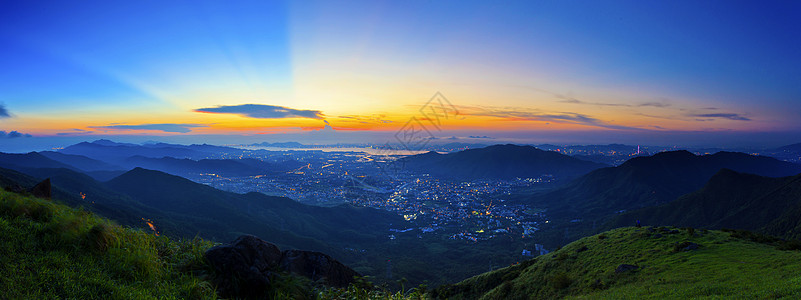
[0, 104, 10, 118]
[0, 131, 32, 138]
[691, 113, 751, 121]
[89, 123, 206, 133]
[195, 104, 323, 119]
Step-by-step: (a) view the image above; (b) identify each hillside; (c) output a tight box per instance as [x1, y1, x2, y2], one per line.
[0, 152, 78, 171]
[529, 150, 801, 222]
[0, 188, 418, 299]
[606, 169, 801, 239]
[38, 151, 124, 172]
[0, 189, 217, 299]
[399, 144, 608, 180]
[105, 168, 403, 249]
[433, 227, 801, 299]
[122, 156, 277, 177]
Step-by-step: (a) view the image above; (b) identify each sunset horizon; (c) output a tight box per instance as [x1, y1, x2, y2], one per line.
[2, 1, 800, 150]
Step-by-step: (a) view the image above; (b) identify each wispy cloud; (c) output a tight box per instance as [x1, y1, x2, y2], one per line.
[0, 104, 11, 118]
[458, 105, 642, 130]
[56, 129, 94, 136]
[560, 98, 670, 108]
[89, 123, 206, 133]
[523, 86, 671, 108]
[691, 113, 751, 121]
[195, 104, 323, 119]
[0, 131, 32, 138]
[337, 114, 393, 124]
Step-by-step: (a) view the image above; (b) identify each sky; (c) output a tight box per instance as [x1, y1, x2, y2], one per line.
[1, 0, 800, 151]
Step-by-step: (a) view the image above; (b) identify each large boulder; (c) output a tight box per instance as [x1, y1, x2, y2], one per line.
[279, 249, 361, 288]
[31, 178, 51, 199]
[205, 235, 361, 298]
[205, 235, 282, 299]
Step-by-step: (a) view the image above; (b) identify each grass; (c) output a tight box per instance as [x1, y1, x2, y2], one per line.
[0, 189, 434, 299]
[434, 226, 801, 299]
[0, 189, 217, 299]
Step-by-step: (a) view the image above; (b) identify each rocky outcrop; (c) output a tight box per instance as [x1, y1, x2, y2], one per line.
[31, 178, 51, 199]
[205, 235, 360, 299]
[615, 264, 639, 273]
[279, 249, 360, 288]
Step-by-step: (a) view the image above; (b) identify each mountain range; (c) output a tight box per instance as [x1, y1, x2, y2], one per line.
[606, 169, 801, 239]
[399, 144, 609, 180]
[527, 150, 801, 221]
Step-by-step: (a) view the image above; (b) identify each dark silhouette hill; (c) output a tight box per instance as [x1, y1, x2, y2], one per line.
[59, 140, 212, 163]
[0, 152, 79, 171]
[777, 142, 801, 152]
[105, 168, 402, 250]
[530, 150, 801, 221]
[38, 151, 124, 171]
[398, 144, 608, 180]
[121, 156, 278, 177]
[606, 169, 801, 239]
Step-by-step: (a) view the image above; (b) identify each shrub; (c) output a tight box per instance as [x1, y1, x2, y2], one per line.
[598, 234, 607, 240]
[86, 223, 115, 252]
[777, 240, 801, 251]
[551, 272, 572, 290]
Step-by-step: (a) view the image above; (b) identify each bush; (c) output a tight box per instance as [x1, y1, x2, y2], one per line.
[551, 272, 572, 290]
[777, 240, 801, 251]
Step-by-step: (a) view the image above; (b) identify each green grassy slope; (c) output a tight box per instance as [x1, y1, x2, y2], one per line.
[433, 227, 801, 299]
[0, 189, 217, 299]
[0, 189, 433, 299]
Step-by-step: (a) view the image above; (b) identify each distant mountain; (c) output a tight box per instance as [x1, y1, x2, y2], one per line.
[777, 142, 801, 152]
[398, 144, 608, 180]
[38, 151, 123, 171]
[606, 169, 801, 239]
[250, 141, 306, 148]
[60, 141, 205, 163]
[530, 150, 801, 222]
[0, 152, 78, 171]
[121, 156, 278, 177]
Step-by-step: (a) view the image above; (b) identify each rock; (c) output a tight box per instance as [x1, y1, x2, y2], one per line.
[675, 241, 701, 251]
[615, 264, 639, 273]
[31, 178, 51, 199]
[668, 230, 680, 234]
[576, 245, 589, 253]
[652, 233, 663, 238]
[205, 235, 282, 299]
[279, 249, 360, 288]
[205, 234, 361, 298]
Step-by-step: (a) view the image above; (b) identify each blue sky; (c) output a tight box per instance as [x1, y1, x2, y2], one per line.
[1, 0, 800, 151]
